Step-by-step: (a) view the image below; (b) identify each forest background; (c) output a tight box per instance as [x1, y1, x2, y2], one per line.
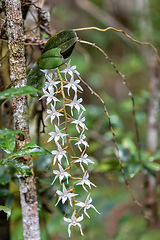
[0, 0, 160, 239]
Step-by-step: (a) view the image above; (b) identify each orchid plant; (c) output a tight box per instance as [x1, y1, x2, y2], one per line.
[40, 61, 100, 238]
[29, 28, 145, 238]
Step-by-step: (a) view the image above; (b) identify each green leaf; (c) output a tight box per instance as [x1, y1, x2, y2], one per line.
[0, 144, 51, 176]
[0, 173, 11, 185]
[40, 47, 62, 59]
[122, 138, 136, 154]
[0, 129, 24, 154]
[42, 29, 78, 59]
[58, 37, 77, 59]
[27, 30, 77, 92]
[0, 159, 31, 176]
[0, 166, 5, 176]
[0, 135, 15, 154]
[141, 164, 156, 177]
[0, 128, 24, 137]
[118, 163, 140, 181]
[5, 143, 51, 161]
[34, 155, 53, 170]
[27, 62, 46, 97]
[38, 48, 67, 69]
[0, 205, 11, 219]
[0, 189, 9, 196]
[127, 163, 141, 178]
[0, 84, 11, 106]
[0, 131, 16, 154]
[0, 86, 40, 100]
[153, 150, 160, 160]
[21, 143, 52, 155]
[98, 158, 119, 172]
[5, 194, 14, 209]
[145, 162, 160, 171]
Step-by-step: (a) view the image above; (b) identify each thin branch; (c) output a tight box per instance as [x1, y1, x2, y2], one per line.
[74, 27, 160, 64]
[78, 39, 141, 162]
[77, 73, 143, 209]
[24, 35, 45, 46]
[40, 0, 46, 9]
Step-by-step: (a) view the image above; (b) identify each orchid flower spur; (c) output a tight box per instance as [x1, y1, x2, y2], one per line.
[75, 193, 100, 218]
[65, 94, 85, 116]
[40, 68, 57, 79]
[47, 125, 68, 145]
[41, 69, 60, 91]
[45, 77, 60, 92]
[74, 153, 94, 172]
[75, 134, 89, 152]
[71, 111, 88, 134]
[51, 143, 68, 165]
[55, 183, 78, 207]
[41, 59, 99, 238]
[52, 164, 71, 184]
[45, 103, 63, 125]
[64, 75, 83, 96]
[76, 171, 96, 192]
[64, 211, 84, 237]
[60, 60, 80, 80]
[40, 87, 60, 105]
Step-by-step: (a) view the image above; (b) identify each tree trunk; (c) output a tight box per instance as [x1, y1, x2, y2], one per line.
[136, 0, 159, 227]
[5, 0, 41, 239]
[145, 57, 159, 227]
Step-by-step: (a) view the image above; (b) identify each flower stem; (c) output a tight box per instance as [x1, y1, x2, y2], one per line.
[57, 68, 76, 210]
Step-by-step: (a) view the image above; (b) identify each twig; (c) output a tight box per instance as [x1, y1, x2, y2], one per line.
[23, 35, 45, 46]
[77, 73, 143, 210]
[40, 0, 45, 9]
[74, 27, 160, 64]
[78, 39, 141, 162]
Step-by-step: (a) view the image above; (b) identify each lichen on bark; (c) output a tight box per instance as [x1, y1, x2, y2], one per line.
[5, 0, 41, 239]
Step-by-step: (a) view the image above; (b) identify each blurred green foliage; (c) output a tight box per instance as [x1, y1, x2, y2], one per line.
[1, 0, 160, 239]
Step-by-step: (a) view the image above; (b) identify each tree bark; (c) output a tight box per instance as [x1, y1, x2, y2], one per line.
[145, 57, 159, 227]
[136, 0, 159, 227]
[5, 0, 41, 239]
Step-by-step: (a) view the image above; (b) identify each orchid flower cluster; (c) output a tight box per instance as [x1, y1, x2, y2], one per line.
[40, 61, 100, 238]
